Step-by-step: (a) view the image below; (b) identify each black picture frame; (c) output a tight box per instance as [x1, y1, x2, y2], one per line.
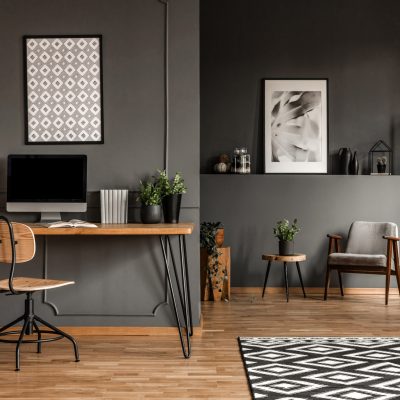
[23, 35, 104, 145]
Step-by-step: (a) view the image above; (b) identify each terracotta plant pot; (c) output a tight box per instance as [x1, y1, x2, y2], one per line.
[215, 228, 224, 247]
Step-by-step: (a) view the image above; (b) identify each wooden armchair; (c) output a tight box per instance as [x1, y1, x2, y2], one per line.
[324, 221, 400, 305]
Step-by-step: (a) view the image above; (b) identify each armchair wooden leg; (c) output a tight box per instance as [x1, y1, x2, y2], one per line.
[324, 265, 331, 301]
[393, 243, 400, 295]
[385, 268, 391, 305]
[338, 271, 344, 296]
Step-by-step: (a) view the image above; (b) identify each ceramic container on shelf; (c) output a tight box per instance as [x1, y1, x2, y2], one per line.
[338, 147, 352, 174]
[349, 151, 359, 175]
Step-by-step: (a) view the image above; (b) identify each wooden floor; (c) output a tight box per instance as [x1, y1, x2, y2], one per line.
[1, 288, 400, 399]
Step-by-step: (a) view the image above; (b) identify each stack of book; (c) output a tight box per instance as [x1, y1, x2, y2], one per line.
[100, 189, 128, 223]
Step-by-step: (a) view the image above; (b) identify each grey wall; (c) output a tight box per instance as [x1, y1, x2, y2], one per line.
[201, 175, 400, 288]
[200, 0, 400, 288]
[0, 0, 200, 326]
[201, 0, 400, 174]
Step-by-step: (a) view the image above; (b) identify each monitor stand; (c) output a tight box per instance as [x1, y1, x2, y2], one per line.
[40, 212, 61, 223]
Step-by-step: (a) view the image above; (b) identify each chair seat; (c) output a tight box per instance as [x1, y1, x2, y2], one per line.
[328, 252, 387, 268]
[0, 277, 74, 292]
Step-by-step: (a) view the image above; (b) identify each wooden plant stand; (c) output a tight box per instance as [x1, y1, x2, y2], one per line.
[200, 247, 231, 301]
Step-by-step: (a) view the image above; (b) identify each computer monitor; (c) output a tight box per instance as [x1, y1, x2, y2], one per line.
[7, 154, 87, 222]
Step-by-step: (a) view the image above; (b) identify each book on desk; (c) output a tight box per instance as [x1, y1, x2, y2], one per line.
[44, 219, 98, 229]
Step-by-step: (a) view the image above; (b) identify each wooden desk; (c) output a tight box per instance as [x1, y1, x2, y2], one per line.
[29, 223, 194, 236]
[28, 223, 195, 358]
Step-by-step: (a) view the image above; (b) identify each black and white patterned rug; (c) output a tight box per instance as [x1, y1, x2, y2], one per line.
[239, 337, 400, 400]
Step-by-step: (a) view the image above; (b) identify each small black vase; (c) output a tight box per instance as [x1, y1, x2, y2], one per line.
[140, 205, 162, 224]
[338, 148, 352, 174]
[162, 194, 182, 223]
[349, 151, 359, 175]
[279, 241, 293, 256]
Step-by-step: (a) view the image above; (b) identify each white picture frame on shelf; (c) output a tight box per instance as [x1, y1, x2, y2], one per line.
[264, 79, 328, 174]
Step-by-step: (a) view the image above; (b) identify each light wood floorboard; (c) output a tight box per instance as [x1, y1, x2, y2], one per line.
[1, 289, 400, 399]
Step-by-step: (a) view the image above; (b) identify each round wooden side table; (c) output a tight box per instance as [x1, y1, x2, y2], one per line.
[261, 253, 307, 302]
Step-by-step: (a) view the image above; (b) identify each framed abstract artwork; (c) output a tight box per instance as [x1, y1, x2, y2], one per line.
[24, 35, 104, 144]
[264, 79, 328, 173]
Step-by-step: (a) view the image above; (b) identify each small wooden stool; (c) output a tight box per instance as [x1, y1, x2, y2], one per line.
[261, 253, 307, 302]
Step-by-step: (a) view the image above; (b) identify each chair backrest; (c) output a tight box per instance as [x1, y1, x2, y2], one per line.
[0, 221, 35, 264]
[346, 221, 398, 255]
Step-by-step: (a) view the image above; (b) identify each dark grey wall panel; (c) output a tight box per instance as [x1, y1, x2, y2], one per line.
[0, 0, 199, 326]
[201, 175, 400, 288]
[200, 0, 400, 174]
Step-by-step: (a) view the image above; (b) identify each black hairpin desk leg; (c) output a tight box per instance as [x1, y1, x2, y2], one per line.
[159, 235, 191, 358]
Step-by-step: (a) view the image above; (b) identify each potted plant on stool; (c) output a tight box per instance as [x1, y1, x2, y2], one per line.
[273, 218, 300, 256]
[156, 170, 187, 223]
[200, 222, 227, 301]
[137, 179, 162, 224]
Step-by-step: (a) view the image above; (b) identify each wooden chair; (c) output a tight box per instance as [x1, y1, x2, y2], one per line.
[324, 221, 400, 305]
[0, 216, 79, 370]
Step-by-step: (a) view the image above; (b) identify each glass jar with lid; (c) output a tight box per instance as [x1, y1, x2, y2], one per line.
[232, 147, 250, 174]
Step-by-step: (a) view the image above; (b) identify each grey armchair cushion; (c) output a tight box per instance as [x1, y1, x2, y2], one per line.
[328, 253, 387, 267]
[346, 221, 398, 255]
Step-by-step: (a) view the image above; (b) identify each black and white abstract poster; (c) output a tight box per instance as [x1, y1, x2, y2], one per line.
[24, 36, 103, 144]
[264, 80, 327, 173]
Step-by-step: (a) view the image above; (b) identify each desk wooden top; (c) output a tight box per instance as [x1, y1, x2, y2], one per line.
[28, 223, 194, 236]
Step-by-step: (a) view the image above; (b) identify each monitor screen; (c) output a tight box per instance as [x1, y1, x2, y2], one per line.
[7, 155, 87, 203]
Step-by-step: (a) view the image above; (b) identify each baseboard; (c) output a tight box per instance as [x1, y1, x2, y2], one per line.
[231, 287, 400, 295]
[55, 325, 201, 336]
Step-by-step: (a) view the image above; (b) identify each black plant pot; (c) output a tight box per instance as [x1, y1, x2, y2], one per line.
[377, 164, 386, 173]
[162, 194, 182, 223]
[279, 240, 293, 256]
[140, 205, 162, 224]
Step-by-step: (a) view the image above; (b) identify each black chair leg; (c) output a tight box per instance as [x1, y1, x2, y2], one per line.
[15, 317, 29, 371]
[34, 316, 79, 362]
[262, 261, 271, 298]
[338, 271, 344, 296]
[0, 315, 25, 334]
[296, 262, 306, 298]
[283, 262, 289, 302]
[32, 320, 42, 354]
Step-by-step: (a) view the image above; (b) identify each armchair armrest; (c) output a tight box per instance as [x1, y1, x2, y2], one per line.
[383, 236, 400, 241]
[327, 233, 342, 254]
[327, 234, 343, 240]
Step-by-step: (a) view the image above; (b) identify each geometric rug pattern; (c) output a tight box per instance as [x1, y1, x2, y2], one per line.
[239, 337, 400, 400]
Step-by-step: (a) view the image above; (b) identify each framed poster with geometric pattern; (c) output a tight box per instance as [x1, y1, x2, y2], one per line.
[24, 35, 104, 144]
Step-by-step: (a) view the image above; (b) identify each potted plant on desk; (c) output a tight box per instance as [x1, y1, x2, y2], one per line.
[273, 218, 300, 256]
[156, 170, 187, 223]
[137, 179, 162, 224]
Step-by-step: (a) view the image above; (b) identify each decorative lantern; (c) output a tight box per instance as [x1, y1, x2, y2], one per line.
[369, 140, 392, 175]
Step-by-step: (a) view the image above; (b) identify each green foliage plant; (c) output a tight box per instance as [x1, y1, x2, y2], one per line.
[200, 222, 227, 298]
[155, 169, 187, 197]
[273, 218, 300, 242]
[137, 180, 162, 206]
